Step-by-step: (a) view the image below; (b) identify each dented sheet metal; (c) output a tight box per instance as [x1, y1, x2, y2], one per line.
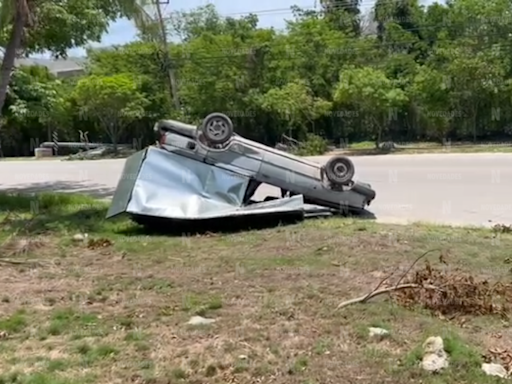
[106, 146, 331, 221]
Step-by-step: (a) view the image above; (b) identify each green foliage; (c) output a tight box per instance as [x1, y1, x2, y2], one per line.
[7, 65, 68, 128]
[3, 0, 512, 156]
[293, 133, 329, 156]
[0, 0, 150, 56]
[71, 73, 149, 148]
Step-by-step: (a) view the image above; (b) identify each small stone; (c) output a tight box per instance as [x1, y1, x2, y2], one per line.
[421, 352, 449, 372]
[238, 355, 248, 360]
[187, 316, 215, 325]
[368, 327, 389, 338]
[420, 336, 449, 372]
[72, 233, 88, 242]
[482, 363, 508, 378]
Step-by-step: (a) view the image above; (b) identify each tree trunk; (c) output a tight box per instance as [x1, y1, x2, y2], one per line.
[108, 122, 118, 153]
[373, 115, 383, 149]
[375, 126, 382, 149]
[0, 8, 26, 119]
[472, 102, 478, 143]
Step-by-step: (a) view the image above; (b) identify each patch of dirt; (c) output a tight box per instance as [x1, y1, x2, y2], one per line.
[0, 223, 512, 383]
[0, 235, 50, 257]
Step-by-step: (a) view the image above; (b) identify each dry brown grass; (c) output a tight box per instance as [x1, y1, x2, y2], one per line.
[0, 201, 511, 383]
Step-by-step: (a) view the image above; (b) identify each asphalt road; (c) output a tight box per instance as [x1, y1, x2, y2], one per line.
[0, 153, 511, 227]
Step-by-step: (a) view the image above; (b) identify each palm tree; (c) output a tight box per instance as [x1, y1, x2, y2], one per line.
[0, 0, 155, 121]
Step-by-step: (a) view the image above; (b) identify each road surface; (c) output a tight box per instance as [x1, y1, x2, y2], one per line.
[0, 153, 511, 227]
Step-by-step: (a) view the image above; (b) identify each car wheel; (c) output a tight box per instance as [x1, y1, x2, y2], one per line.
[324, 155, 355, 185]
[200, 113, 234, 145]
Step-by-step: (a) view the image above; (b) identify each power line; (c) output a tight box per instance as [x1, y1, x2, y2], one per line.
[170, 0, 432, 18]
[162, 0, 511, 19]
[115, 32, 510, 68]
[102, 4, 512, 66]
[162, 23, 512, 63]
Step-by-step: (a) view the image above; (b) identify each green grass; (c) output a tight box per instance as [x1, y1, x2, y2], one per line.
[332, 141, 512, 156]
[0, 191, 511, 383]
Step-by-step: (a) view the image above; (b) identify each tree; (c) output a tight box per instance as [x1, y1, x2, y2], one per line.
[321, 0, 361, 35]
[4, 1, 512, 157]
[7, 65, 68, 143]
[257, 80, 331, 140]
[71, 74, 149, 151]
[334, 66, 408, 147]
[0, 0, 153, 122]
[408, 65, 452, 141]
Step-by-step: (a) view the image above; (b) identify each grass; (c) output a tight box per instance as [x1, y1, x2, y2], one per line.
[332, 141, 512, 156]
[0, 192, 511, 383]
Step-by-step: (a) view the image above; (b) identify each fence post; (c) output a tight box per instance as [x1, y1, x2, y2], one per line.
[52, 131, 58, 155]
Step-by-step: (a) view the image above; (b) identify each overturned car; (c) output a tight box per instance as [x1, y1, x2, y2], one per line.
[106, 113, 376, 226]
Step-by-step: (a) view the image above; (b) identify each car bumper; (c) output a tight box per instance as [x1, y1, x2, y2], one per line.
[351, 180, 376, 205]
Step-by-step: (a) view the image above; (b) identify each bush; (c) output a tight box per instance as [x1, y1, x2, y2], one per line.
[293, 133, 329, 156]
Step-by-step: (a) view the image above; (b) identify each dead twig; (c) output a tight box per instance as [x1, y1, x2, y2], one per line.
[335, 283, 442, 310]
[0, 258, 44, 266]
[360, 269, 396, 303]
[394, 249, 441, 288]
[334, 249, 442, 312]
[355, 249, 440, 307]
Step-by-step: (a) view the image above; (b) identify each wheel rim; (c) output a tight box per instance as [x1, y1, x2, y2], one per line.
[334, 162, 347, 177]
[205, 118, 228, 139]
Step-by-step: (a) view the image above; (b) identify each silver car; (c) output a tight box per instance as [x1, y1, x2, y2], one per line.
[154, 112, 375, 212]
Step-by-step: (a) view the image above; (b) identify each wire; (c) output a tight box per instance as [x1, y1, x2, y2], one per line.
[107, 2, 512, 65]
[160, 22, 511, 64]
[162, 0, 511, 20]
[153, 2, 381, 26]
[116, 33, 510, 68]
[168, 1, 427, 18]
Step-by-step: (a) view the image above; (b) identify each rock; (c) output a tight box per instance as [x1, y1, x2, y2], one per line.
[482, 363, 508, 378]
[35, 148, 53, 159]
[187, 316, 215, 325]
[420, 336, 449, 372]
[72, 233, 88, 242]
[368, 327, 389, 338]
[380, 141, 396, 151]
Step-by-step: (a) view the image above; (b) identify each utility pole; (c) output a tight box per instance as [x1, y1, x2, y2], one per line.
[153, 0, 180, 110]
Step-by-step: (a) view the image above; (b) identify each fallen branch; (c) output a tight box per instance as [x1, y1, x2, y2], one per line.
[394, 249, 441, 288]
[335, 283, 442, 310]
[0, 258, 45, 266]
[357, 249, 440, 306]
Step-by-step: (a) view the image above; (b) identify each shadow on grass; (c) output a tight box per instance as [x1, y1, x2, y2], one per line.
[121, 213, 305, 236]
[0, 181, 116, 199]
[0, 192, 114, 235]
[120, 208, 375, 236]
[0, 192, 376, 237]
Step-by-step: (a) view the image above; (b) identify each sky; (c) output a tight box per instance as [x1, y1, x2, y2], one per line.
[65, 0, 387, 57]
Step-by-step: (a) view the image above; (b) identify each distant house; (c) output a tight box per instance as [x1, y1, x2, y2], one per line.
[13, 57, 87, 78]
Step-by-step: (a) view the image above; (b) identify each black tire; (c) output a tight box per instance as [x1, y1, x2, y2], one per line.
[324, 155, 355, 185]
[200, 113, 234, 145]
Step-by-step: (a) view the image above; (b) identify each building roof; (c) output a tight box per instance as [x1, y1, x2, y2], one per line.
[14, 57, 87, 75]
